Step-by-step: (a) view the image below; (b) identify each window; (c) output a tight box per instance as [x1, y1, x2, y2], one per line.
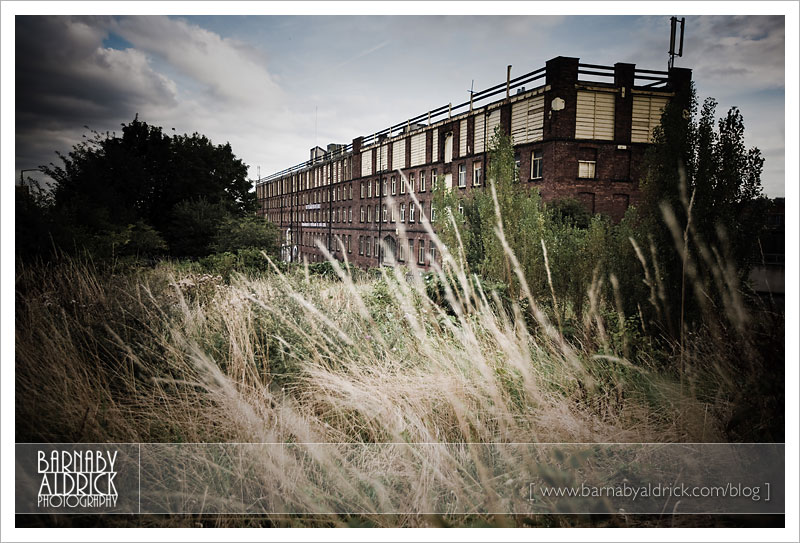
[375, 179, 380, 196]
[359, 236, 364, 255]
[360, 206, 365, 222]
[444, 132, 453, 163]
[399, 239, 405, 261]
[531, 150, 543, 180]
[408, 239, 415, 262]
[418, 240, 425, 264]
[409, 203, 416, 223]
[374, 237, 379, 258]
[420, 171, 426, 192]
[368, 181, 372, 198]
[578, 161, 596, 179]
[514, 152, 521, 182]
[430, 205, 436, 223]
[349, 184, 353, 199]
[367, 205, 372, 222]
[391, 176, 397, 195]
[366, 237, 371, 256]
[458, 163, 466, 188]
[429, 245, 436, 265]
[458, 202, 464, 216]
[578, 148, 597, 179]
[431, 170, 437, 190]
[347, 235, 352, 253]
[382, 177, 388, 196]
[400, 175, 406, 194]
[473, 162, 482, 186]
[391, 204, 396, 222]
[400, 203, 406, 222]
[349, 207, 353, 222]
[382, 204, 387, 222]
[374, 204, 379, 222]
[410, 173, 415, 193]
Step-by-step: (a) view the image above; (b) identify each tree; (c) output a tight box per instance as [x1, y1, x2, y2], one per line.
[640, 86, 769, 332]
[37, 116, 256, 258]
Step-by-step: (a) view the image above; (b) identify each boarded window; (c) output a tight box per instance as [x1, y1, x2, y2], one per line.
[410, 133, 425, 166]
[612, 193, 631, 221]
[486, 109, 501, 148]
[632, 95, 669, 143]
[474, 113, 485, 154]
[576, 91, 615, 140]
[362, 149, 373, 176]
[511, 95, 545, 144]
[392, 138, 406, 169]
[379, 144, 388, 171]
[459, 119, 468, 156]
[614, 149, 631, 180]
[577, 192, 596, 214]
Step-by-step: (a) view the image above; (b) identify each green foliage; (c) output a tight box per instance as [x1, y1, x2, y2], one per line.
[110, 220, 169, 257]
[26, 116, 257, 261]
[641, 86, 769, 329]
[547, 197, 592, 229]
[167, 198, 231, 257]
[212, 215, 280, 255]
[198, 248, 282, 281]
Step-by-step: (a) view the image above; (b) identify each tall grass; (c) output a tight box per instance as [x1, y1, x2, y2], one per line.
[15, 189, 780, 525]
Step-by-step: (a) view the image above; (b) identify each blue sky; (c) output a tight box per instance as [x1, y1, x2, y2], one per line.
[14, 13, 787, 196]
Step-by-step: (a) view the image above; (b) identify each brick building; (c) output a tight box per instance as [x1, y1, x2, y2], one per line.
[256, 56, 692, 269]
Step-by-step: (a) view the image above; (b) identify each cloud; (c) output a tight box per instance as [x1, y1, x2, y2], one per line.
[15, 15, 289, 179]
[687, 16, 784, 92]
[111, 16, 283, 106]
[16, 17, 177, 123]
[15, 16, 179, 169]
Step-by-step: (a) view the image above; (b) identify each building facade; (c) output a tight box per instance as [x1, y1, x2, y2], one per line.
[256, 56, 692, 269]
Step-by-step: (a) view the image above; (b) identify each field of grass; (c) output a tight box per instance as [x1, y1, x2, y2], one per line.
[14, 220, 783, 527]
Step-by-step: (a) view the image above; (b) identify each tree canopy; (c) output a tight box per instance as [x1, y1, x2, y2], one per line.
[21, 116, 274, 260]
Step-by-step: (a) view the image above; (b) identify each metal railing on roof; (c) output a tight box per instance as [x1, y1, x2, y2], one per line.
[259, 62, 671, 184]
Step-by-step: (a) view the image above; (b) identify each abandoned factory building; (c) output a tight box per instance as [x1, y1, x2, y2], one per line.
[256, 56, 692, 268]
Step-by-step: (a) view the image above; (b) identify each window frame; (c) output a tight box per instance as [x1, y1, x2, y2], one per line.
[531, 149, 543, 180]
[578, 160, 596, 179]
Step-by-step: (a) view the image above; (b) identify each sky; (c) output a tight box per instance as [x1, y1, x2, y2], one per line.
[13, 12, 788, 197]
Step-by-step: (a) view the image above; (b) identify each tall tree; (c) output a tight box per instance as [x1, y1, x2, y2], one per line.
[38, 116, 256, 258]
[640, 86, 770, 332]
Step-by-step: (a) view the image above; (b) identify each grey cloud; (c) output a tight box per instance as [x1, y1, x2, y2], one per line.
[16, 16, 179, 170]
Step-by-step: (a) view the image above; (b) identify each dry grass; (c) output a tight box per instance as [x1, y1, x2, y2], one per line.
[15, 192, 777, 525]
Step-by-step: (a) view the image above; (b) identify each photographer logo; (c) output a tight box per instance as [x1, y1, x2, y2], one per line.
[37, 449, 118, 509]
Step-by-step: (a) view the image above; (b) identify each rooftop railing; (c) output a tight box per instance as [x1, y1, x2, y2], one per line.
[259, 62, 670, 184]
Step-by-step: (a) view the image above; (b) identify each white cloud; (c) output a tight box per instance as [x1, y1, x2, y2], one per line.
[112, 16, 284, 107]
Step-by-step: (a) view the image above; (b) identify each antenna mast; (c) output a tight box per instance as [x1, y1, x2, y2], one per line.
[669, 16, 685, 70]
